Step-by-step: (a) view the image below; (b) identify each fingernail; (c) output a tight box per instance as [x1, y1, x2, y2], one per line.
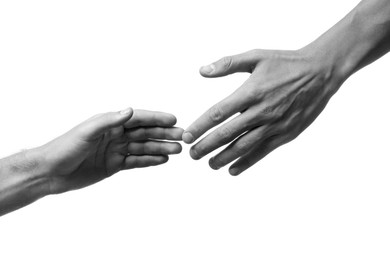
[182, 131, 194, 144]
[201, 64, 215, 74]
[119, 107, 132, 115]
[229, 167, 240, 176]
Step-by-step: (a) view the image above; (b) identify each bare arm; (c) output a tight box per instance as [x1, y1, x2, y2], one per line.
[307, 0, 390, 77]
[0, 149, 49, 216]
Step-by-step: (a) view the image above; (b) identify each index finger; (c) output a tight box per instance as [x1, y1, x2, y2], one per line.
[183, 88, 249, 144]
[124, 109, 177, 128]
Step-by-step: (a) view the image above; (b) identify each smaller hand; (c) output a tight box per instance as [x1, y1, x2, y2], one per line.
[39, 108, 183, 194]
[183, 48, 344, 176]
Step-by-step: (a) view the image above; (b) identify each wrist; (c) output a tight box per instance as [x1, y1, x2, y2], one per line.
[297, 42, 348, 98]
[302, 0, 390, 83]
[17, 147, 52, 197]
[300, 16, 358, 85]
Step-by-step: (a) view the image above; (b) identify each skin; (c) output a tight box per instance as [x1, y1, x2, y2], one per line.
[0, 108, 183, 216]
[183, 0, 390, 176]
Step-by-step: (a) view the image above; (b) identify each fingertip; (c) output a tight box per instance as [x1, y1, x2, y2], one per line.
[175, 128, 185, 140]
[168, 114, 177, 125]
[229, 167, 241, 176]
[161, 155, 169, 163]
[79, 108, 134, 140]
[182, 131, 194, 144]
[169, 142, 183, 154]
[176, 143, 183, 154]
[119, 107, 133, 117]
[199, 64, 215, 77]
[154, 112, 177, 127]
[189, 148, 201, 160]
[159, 113, 177, 127]
[153, 155, 169, 165]
[209, 157, 219, 170]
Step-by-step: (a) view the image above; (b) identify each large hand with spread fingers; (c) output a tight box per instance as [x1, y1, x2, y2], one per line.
[183, 49, 345, 176]
[183, 0, 390, 176]
[40, 108, 183, 194]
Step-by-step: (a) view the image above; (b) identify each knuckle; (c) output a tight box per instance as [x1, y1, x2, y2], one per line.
[157, 141, 164, 153]
[133, 157, 142, 167]
[250, 48, 262, 55]
[259, 105, 274, 120]
[272, 109, 284, 119]
[144, 142, 154, 153]
[125, 131, 135, 140]
[138, 128, 148, 138]
[280, 111, 301, 131]
[127, 142, 136, 151]
[131, 117, 140, 126]
[220, 56, 233, 71]
[238, 156, 251, 169]
[262, 106, 273, 115]
[162, 128, 170, 139]
[216, 127, 232, 142]
[247, 49, 258, 55]
[126, 156, 135, 164]
[260, 105, 283, 120]
[235, 140, 250, 155]
[252, 127, 268, 143]
[247, 49, 264, 61]
[208, 105, 224, 123]
[243, 85, 261, 104]
[92, 113, 104, 119]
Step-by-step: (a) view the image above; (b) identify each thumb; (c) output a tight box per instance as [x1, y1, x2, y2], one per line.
[77, 107, 134, 141]
[199, 49, 261, 78]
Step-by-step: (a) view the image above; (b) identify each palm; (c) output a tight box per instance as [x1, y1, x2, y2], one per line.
[64, 127, 129, 192]
[43, 109, 183, 194]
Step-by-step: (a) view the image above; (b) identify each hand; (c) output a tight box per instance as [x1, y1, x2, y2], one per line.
[183, 48, 346, 176]
[38, 108, 183, 194]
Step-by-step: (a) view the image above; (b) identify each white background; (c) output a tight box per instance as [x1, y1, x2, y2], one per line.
[0, 0, 389, 259]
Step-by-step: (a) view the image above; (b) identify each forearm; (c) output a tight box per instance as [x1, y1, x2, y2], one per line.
[305, 0, 390, 79]
[0, 148, 50, 216]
